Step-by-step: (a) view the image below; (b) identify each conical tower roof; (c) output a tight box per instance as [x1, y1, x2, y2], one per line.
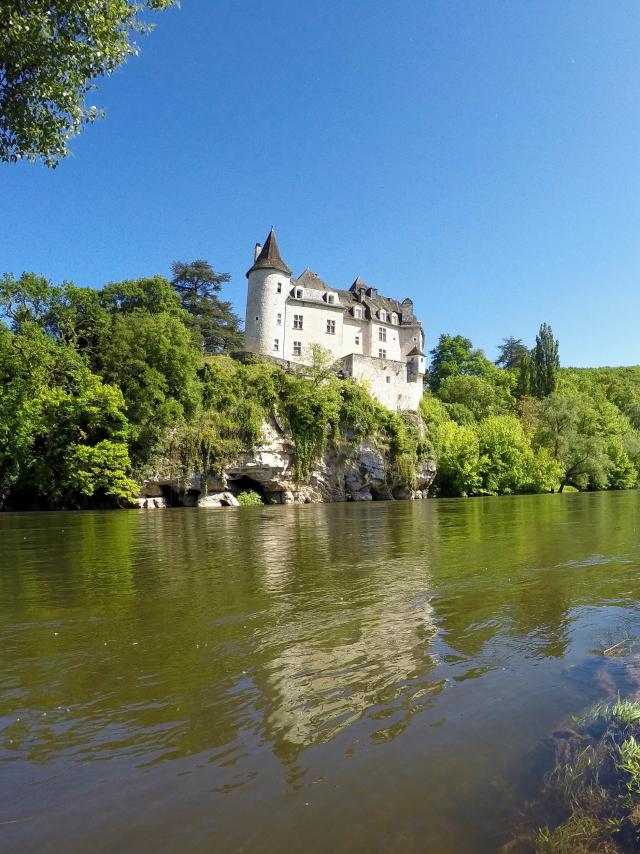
[246, 228, 292, 277]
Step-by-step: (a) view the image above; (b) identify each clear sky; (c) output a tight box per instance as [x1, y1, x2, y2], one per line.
[3, 0, 640, 366]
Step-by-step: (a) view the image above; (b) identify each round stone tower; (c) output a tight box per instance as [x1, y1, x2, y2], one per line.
[244, 228, 292, 357]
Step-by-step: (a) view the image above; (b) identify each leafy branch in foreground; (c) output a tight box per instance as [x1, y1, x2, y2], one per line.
[0, 0, 177, 167]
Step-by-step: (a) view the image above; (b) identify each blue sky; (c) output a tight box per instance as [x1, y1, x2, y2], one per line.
[3, 0, 640, 366]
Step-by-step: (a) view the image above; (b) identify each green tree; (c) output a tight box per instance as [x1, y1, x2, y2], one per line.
[534, 393, 609, 491]
[438, 374, 514, 421]
[1, 0, 176, 167]
[430, 420, 481, 496]
[0, 323, 137, 509]
[532, 322, 560, 398]
[476, 415, 561, 495]
[301, 343, 338, 385]
[171, 260, 243, 354]
[428, 333, 500, 392]
[95, 281, 202, 468]
[516, 351, 534, 398]
[495, 337, 529, 370]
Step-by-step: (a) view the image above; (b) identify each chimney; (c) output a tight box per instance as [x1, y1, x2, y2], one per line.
[254, 243, 262, 261]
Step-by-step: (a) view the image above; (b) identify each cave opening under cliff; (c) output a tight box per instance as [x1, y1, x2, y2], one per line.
[159, 484, 182, 507]
[228, 476, 267, 502]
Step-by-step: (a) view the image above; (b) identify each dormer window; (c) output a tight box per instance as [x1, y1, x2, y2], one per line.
[326, 293, 335, 305]
[295, 288, 303, 299]
[390, 312, 398, 325]
[353, 306, 363, 319]
[379, 309, 387, 322]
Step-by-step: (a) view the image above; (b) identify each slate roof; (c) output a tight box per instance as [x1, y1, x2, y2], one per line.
[246, 228, 292, 277]
[292, 268, 333, 290]
[290, 268, 418, 325]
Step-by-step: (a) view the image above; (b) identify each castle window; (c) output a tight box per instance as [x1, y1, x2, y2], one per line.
[326, 320, 336, 335]
[295, 288, 303, 299]
[354, 306, 363, 319]
[277, 283, 282, 294]
[277, 313, 282, 325]
[379, 327, 387, 342]
[273, 339, 279, 352]
[293, 341, 302, 356]
[391, 312, 398, 325]
[378, 348, 387, 359]
[379, 309, 387, 322]
[355, 335, 360, 345]
[293, 314, 303, 330]
[386, 376, 391, 384]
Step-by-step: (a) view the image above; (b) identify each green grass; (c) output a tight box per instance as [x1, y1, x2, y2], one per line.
[506, 698, 640, 853]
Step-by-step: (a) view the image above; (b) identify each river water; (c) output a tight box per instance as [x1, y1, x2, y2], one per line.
[2, 492, 640, 852]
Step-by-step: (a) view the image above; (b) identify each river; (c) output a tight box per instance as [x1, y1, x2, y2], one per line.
[2, 492, 640, 852]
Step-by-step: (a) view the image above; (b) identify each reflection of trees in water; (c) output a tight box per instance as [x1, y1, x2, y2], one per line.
[0, 504, 443, 772]
[429, 493, 640, 661]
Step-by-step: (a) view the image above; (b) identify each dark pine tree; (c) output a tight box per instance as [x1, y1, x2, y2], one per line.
[170, 260, 243, 354]
[495, 336, 529, 370]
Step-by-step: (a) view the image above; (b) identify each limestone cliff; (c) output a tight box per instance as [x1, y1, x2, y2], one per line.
[139, 420, 436, 508]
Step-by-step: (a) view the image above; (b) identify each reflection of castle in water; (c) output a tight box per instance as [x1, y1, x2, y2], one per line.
[243, 504, 441, 758]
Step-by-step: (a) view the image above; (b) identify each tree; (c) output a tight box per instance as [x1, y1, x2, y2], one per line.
[95, 279, 203, 467]
[0, 323, 137, 509]
[532, 323, 560, 398]
[476, 415, 561, 495]
[170, 260, 243, 354]
[428, 333, 496, 392]
[516, 351, 534, 398]
[495, 337, 529, 370]
[430, 420, 481, 496]
[1, 0, 176, 167]
[438, 374, 514, 421]
[301, 343, 338, 385]
[534, 393, 609, 491]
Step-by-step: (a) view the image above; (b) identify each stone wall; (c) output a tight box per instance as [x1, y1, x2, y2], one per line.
[342, 353, 424, 411]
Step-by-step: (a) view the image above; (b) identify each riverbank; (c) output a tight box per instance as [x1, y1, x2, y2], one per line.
[4, 274, 640, 511]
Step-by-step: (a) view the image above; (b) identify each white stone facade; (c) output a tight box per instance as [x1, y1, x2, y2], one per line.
[244, 230, 426, 411]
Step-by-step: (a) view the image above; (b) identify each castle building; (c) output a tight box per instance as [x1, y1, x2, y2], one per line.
[244, 229, 426, 411]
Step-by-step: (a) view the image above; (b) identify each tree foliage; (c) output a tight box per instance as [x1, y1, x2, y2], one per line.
[427, 334, 490, 392]
[170, 260, 243, 354]
[1, 0, 176, 167]
[425, 326, 640, 497]
[0, 264, 432, 508]
[2, 267, 640, 508]
[532, 322, 560, 398]
[495, 336, 529, 370]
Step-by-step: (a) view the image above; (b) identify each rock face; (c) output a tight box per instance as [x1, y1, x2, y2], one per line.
[139, 420, 436, 508]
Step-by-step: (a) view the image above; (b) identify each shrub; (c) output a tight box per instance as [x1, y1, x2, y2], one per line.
[236, 490, 263, 507]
